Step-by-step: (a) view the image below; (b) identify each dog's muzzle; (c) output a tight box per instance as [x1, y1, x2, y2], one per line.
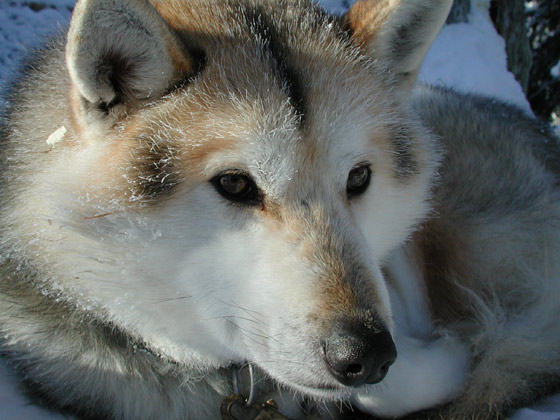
[323, 324, 397, 387]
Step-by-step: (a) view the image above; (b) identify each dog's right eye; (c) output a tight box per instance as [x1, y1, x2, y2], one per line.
[210, 171, 262, 205]
[346, 163, 372, 199]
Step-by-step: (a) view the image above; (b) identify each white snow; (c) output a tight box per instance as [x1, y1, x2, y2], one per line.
[0, 359, 67, 420]
[0, 0, 558, 419]
[0, 1, 73, 91]
[552, 59, 560, 78]
[419, 0, 532, 114]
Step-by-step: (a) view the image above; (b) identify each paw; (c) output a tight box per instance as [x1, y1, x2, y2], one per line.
[349, 333, 470, 418]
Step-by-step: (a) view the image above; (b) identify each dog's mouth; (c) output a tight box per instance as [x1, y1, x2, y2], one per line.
[286, 381, 350, 398]
[268, 369, 357, 400]
[233, 362, 351, 401]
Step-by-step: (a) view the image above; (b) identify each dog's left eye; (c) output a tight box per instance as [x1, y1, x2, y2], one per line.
[210, 171, 261, 205]
[347, 164, 371, 198]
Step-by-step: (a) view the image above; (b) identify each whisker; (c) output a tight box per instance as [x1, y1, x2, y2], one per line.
[149, 295, 192, 304]
[205, 314, 261, 325]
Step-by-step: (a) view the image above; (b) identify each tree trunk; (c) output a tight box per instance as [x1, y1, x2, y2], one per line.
[490, 0, 533, 93]
[447, 0, 471, 24]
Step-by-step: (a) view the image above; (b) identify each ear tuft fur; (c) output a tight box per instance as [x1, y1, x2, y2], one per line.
[66, 0, 194, 106]
[347, 0, 452, 87]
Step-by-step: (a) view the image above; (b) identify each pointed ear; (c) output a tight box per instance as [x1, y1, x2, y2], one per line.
[346, 0, 452, 87]
[66, 0, 195, 108]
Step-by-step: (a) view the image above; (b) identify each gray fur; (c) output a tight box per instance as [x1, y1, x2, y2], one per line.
[411, 85, 560, 419]
[66, 0, 194, 105]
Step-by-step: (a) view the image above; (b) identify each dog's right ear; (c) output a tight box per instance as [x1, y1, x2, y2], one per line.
[346, 0, 452, 89]
[66, 0, 194, 112]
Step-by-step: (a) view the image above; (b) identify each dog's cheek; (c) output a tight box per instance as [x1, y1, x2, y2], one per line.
[224, 226, 319, 355]
[351, 172, 428, 263]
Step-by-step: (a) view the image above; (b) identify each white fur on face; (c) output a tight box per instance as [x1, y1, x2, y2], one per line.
[18, 68, 437, 399]
[12, 0, 441, 400]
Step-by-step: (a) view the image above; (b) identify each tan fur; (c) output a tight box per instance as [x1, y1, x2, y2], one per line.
[346, 0, 395, 48]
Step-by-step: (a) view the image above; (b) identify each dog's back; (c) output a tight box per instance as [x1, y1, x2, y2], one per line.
[410, 85, 560, 418]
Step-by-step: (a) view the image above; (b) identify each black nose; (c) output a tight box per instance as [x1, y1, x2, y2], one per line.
[323, 325, 397, 387]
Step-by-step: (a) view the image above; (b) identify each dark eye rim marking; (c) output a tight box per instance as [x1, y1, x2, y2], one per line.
[241, 5, 306, 125]
[346, 163, 372, 199]
[210, 170, 263, 206]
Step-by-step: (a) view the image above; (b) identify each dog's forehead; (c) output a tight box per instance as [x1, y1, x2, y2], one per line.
[179, 50, 384, 195]
[146, 0, 396, 196]
[157, 0, 388, 131]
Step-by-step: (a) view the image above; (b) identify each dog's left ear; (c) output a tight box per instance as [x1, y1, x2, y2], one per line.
[66, 0, 195, 108]
[346, 0, 452, 88]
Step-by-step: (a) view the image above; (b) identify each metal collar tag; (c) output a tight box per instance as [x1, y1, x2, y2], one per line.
[220, 394, 322, 420]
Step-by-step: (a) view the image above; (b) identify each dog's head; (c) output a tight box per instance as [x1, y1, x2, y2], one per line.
[45, 0, 449, 399]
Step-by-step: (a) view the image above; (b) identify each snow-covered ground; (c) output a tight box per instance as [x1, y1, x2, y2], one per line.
[0, 0, 559, 419]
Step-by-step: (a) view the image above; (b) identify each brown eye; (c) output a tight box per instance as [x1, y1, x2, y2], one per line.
[220, 174, 247, 195]
[211, 171, 261, 205]
[347, 164, 371, 198]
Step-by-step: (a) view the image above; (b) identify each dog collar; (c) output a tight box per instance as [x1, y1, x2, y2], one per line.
[221, 364, 323, 420]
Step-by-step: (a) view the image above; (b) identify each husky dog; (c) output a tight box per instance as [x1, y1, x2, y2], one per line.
[1, 0, 559, 419]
